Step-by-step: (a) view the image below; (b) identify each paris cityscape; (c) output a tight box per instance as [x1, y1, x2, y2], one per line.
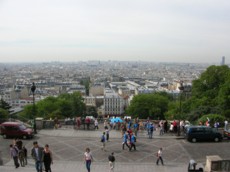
[1, 0, 230, 172]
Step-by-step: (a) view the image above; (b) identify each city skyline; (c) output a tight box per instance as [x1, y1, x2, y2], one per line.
[0, 0, 229, 63]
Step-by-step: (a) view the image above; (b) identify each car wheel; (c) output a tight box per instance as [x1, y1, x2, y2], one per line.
[22, 135, 27, 140]
[3, 134, 7, 139]
[214, 137, 219, 142]
[192, 138, 197, 143]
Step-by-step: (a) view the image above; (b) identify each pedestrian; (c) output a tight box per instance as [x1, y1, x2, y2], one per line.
[108, 152, 115, 172]
[133, 122, 139, 137]
[122, 132, 130, 150]
[94, 119, 99, 130]
[31, 141, 44, 172]
[129, 133, 136, 151]
[43, 144, 53, 172]
[156, 147, 164, 165]
[10, 144, 20, 168]
[149, 123, 154, 139]
[84, 148, 93, 172]
[22, 146, 27, 165]
[101, 132, 106, 151]
[106, 127, 110, 142]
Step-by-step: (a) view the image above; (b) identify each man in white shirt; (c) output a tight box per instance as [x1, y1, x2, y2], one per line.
[156, 147, 164, 165]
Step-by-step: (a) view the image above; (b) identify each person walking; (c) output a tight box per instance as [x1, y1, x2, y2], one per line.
[106, 128, 110, 142]
[43, 144, 53, 172]
[122, 132, 130, 150]
[101, 132, 106, 151]
[22, 146, 28, 165]
[108, 152, 115, 172]
[129, 133, 136, 151]
[31, 141, 44, 172]
[10, 144, 20, 168]
[84, 148, 93, 172]
[94, 119, 99, 130]
[149, 123, 154, 139]
[156, 147, 164, 165]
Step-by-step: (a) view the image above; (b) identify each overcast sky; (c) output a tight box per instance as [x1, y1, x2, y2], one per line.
[0, 0, 229, 63]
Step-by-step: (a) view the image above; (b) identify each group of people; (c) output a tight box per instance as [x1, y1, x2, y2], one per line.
[84, 148, 115, 172]
[10, 140, 53, 172]
[10, 139, 27, 168]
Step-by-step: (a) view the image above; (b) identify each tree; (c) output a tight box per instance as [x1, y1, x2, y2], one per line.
[0, 99, 11, 113]
[0, 108, 8, 120]
[126, 93, 170, 119]
[19, 91, 86, 120]
[183, 65, 230, 121]
[71, 92, 86, 117]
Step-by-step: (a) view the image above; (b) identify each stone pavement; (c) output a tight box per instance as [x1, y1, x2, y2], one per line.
[0, 127, 197, 172]
[0, 159, 189, 172]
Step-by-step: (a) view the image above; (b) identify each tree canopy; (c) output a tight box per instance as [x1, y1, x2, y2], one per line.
[184, 65, 230, 121]
[19, 91, 86, 120]
[126, 92, 171, 119]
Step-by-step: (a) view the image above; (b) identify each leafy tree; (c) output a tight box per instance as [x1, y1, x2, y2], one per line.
[0, 108, 8, 120]
[19, 91, 86, 120]
[80, 77, 90, 96]
[126, 93, 170, 119]
[71, 92, 86, 116]
[191, 65, 230, 108]
[0, 99, 11, 113]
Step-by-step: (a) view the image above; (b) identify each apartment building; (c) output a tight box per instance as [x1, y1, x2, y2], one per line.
[103, 89, 127, 116]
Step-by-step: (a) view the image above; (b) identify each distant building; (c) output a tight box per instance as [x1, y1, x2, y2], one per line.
[84, 96, 96, 107]
[89, 84, 104, 96]
[103, 89, 127, 116]
[221, 56, 225, 65]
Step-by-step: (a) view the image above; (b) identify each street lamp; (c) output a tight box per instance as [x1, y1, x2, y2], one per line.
[31, 82, 37, 134]
[178, 81, 184, 116]
[178, 81, 184, 136]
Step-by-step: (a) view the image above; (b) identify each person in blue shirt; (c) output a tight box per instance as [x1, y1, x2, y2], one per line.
[129, 133, 136, 151]
[146, 121, 151, 136]
[133, 122, 139, 137]
[122, 132, 130, 150]
[149, 123, 154, 139]
[101, 132, 106, 151]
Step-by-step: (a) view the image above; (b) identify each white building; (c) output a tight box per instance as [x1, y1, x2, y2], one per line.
[103, 89, 127, 116]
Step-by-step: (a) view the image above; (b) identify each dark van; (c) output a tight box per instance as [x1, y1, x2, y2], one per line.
[186, 126, 222, 143]
[0, 122, 34, 139]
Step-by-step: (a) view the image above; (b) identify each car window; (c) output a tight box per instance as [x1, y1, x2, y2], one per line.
[190, 128, 204, 133]
[19, 124, 26, 130]
[204, 128, 212, 133]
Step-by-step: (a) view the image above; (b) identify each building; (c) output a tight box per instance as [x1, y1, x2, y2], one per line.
[103, 89, 127, 117]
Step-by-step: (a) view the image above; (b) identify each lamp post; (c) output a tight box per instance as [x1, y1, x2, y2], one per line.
[31, 82, 37, 134]
[178, 81, 184, 136]
[179, 81, 184, 116]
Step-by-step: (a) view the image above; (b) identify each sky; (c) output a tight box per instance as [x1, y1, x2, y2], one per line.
[0, 0, 230, 63]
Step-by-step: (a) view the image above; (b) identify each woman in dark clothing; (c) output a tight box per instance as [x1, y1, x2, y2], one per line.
[43, 144, 53, 172]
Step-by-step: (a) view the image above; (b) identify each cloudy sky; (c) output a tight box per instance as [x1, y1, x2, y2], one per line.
[0, 0, 229, 63]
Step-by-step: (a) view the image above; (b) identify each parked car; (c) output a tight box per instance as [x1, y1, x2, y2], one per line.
[223, 123, 230, 139]
[186, 126, 222, 143]
[0, 122, 34, 139]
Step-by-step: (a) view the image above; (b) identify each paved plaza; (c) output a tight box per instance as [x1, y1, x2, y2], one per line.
[0, 125, 229, 172]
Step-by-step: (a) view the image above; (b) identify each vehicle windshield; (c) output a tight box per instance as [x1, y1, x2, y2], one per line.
[19, 124, 27, 130]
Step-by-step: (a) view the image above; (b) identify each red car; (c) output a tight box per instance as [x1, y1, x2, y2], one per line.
[0, 122, 34, 139]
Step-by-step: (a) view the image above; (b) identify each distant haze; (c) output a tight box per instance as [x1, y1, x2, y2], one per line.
[0, 0, 229, 63]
